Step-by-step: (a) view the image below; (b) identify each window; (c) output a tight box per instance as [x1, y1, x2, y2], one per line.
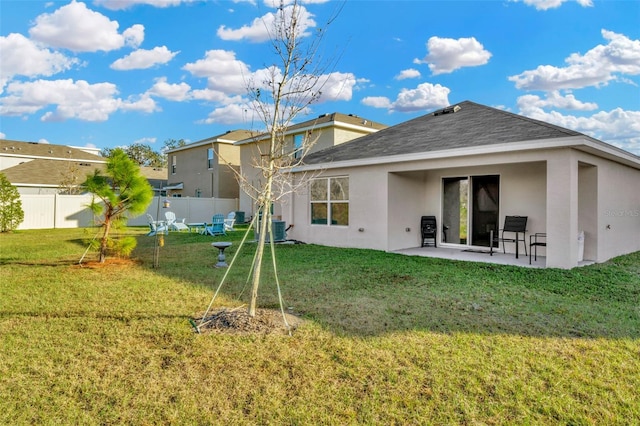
[207, 148, 214, 169]
[310, 177, 349, 226]
[171, 155, 176, 174]
[293, 134, 304, 159]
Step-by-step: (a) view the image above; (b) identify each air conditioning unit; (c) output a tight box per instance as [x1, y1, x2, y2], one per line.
[255, 220, 287, 243]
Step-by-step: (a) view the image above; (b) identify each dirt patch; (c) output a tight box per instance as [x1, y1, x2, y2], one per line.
[193, 307, 303, 336]
[76, 258, 141, 269]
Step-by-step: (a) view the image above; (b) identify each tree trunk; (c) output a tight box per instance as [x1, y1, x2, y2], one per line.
[99, 216, 111, 263]
[248, 172, 274, 317]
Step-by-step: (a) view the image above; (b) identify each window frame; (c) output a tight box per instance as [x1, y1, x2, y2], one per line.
[293, 133, 304, 159]
[310, 176, 349, 227]
[207, 148, 214, 169]
[171, 155, 177, 174]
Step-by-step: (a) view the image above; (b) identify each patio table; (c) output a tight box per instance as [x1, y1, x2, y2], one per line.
[187, 223, 206, 233]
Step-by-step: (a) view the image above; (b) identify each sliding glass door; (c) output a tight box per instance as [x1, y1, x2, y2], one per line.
[442, 175, 499, 247]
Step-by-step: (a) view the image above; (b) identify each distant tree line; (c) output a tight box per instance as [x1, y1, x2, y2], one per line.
[101, 139, 186, 168]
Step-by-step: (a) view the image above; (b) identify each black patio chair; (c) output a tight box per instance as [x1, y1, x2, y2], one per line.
[421, 216, 437, 247]
[490, 215, 528, 258]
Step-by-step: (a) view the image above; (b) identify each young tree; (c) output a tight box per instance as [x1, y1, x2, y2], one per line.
[58, 161, 85, 194]
[0, 173, 24, 232]
[242, 0, 342, 317]
[83, 149, 153, 263]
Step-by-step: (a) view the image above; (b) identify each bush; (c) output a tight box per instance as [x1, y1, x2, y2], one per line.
[0, 173, 24, 232]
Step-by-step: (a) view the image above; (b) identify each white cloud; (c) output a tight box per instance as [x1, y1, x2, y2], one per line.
[315, 72, 357, 103]
[517, 102, 640, 155]
[198, 103, 257, 125]
[362, 83, 450, 113]
[134, 137, 157, 144]
[0, 132, 5, 139]
[264, 0, 330, 6]
[148, 77, 191, 101]
[110, 46, 178, 70]
[510, 0, 593, 11]
[123, 25, 145, 48]
[0, 33, 79, 91]
[29, 1, 144, 52]
[94, 0, 197, 10]
[517, 91, 598, 111]
[191, 88, 245, 104]
[217, 5, 316, 43]
[509, 30, 640, 90]
[361, 96, 392, 109]
[0, 79, 158, 122]
[395, 69, 421, 80]
[415, 36, 492, 75]
[183, 49, 252, 94]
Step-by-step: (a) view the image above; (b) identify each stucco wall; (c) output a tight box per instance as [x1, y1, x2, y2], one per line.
[286, 146, 638, 268]
[287, 155, 548, 253]
[591, 154, 640, 261]
[288, 166, 389, 250]
[171, 143, 239, 198]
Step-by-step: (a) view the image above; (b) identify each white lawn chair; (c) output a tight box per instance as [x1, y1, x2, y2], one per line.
[165, 211, 188, 232]
[224, 211, 236, 232]
[146, 214, 168, 236]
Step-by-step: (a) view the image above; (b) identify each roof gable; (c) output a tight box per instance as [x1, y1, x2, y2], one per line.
[303, 101, 583, 165]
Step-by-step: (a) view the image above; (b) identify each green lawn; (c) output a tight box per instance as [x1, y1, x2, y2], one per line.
[1, 227, 639, 424]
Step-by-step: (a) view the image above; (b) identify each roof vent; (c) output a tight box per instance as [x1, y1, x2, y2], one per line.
[318, 113, 328, 118]
[433, 105, 461, 116]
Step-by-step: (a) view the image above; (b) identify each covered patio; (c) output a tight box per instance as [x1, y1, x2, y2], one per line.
[393, 246, 594, 269]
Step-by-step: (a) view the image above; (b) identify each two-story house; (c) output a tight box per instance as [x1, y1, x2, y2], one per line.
[164, 130, 256, 198]
[234, 112, 387, 219]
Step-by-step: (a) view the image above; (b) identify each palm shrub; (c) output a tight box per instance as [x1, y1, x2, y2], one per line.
[0, 172, 24, 232]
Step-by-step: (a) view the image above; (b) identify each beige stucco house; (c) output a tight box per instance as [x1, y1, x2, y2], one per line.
[165, 130, 255, 198]
[284, 101, 640, 269]
[235, 112, 387, 219]
[1, 139, 167, 194]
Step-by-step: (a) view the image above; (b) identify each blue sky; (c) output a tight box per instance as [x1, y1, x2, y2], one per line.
[1, 0, 639, 155]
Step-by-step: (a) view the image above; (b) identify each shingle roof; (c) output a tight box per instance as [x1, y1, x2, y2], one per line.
[2, 159, 97, 186]
[303, 101, 583, 165]
[0, 139, 105, 162]
[234, 112, 387, 145]
[2, 159, 167, 186]
[286, 112, 387, 132]
[1, 139, 167, 187]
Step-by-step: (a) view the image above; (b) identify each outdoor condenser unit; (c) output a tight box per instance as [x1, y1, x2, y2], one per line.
[255, 220, 287, 243]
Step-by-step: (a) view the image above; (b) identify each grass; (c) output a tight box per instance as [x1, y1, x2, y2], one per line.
[1, 227, 639, 424]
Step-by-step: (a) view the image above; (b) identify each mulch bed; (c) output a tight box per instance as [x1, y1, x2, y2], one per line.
[193, 307, 303, 336]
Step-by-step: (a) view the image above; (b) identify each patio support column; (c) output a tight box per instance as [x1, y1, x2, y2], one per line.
[546, 150, 579, 269]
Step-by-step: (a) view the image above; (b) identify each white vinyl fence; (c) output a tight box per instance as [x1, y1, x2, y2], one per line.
[17, 194, 239, 230]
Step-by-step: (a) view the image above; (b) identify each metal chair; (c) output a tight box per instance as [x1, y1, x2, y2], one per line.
[491, 215, 527, 258]
[529, 233, 546, 264]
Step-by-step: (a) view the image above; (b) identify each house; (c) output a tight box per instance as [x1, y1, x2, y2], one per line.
[0, 139, 167, 194]
[283, 101, 640, 269]
[235, 112, 387, 219]
[164, 130, 256, 198]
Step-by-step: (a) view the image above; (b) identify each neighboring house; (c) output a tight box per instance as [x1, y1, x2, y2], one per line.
[235, 112, 387, 219]
[0, 139, 167, 194]
[284, 101, 640, 269]
[164, 130, 255, 199]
